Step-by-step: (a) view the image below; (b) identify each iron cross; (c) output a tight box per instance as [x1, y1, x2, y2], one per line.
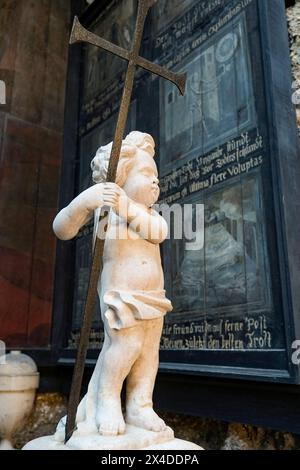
[65, 0, 187, 443]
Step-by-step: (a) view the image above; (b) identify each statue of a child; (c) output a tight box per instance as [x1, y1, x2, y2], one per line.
[53, 131, 173, 438]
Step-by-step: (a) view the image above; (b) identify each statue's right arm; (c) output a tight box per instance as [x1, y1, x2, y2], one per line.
[53, 184, 104, 241]
[53, 200, 93, 241]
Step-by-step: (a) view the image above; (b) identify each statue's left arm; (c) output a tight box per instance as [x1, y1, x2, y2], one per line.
[102, 183, 168, 244]
[126, 202, 168, 244]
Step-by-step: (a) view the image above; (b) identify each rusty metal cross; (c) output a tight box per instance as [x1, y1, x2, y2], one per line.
[65, 0, 187, 443]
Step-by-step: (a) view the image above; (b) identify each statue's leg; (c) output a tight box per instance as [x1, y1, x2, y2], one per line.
[75, 333, 110, 434]
[95, 312, 145, 436]
[125, 317, 167, 432]
[54, 325, 111, 441]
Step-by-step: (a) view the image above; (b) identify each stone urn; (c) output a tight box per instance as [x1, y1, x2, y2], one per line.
[0, 351, 39, 447]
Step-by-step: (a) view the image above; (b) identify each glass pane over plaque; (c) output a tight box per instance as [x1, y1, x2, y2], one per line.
[149, 0, 287, 373]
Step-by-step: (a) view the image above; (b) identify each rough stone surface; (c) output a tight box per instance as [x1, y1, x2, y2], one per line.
[159, 412, 227, 450]
[221, 423, 300, 451]
[11, 395, 300, 450]
[159, 412, 300, 450]
[12, 393, 67, 449]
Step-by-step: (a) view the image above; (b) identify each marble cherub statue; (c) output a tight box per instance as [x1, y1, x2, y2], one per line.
[53, 131, 173, 438]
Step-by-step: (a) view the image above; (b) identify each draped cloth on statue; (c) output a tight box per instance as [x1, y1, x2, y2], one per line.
[103, 289, 173, 330]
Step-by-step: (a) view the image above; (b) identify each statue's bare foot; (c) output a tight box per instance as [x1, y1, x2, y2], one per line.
[97, 398, 126, 436]
[76, 420, 98, 436]
[126, 406, 167, 432]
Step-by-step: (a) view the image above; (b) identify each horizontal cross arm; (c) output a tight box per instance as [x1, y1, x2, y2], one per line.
[136, 56, 187, 96]
[70, 16, 130, 61]
[70, 17, 186, 95]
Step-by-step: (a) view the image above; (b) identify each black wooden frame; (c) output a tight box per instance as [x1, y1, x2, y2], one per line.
[258, 0, 300, 383]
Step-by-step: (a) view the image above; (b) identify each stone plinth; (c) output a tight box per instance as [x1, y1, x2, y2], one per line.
[23, 425, 203, 451]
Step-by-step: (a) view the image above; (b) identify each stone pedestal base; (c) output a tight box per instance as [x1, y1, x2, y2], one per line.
[23, 425, 203, 451]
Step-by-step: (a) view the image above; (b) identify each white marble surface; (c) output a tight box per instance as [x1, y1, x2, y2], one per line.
[45, 132, 200, 451]
[23, 425, 203, 450]
[52, 132, 173, 439]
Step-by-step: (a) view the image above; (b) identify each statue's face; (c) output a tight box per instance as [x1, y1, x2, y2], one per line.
[123, 151, 160, 207]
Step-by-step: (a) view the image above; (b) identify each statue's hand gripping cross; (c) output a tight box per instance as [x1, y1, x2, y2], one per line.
[65, 0, 187, 443]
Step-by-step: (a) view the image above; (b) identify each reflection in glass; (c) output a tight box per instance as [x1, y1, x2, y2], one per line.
[82, 0, 135, 104]
[167, 176, 270, 314]
[159, 15, 255, 174]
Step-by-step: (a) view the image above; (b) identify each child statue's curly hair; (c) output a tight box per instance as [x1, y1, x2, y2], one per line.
[91, 131, 155, 187]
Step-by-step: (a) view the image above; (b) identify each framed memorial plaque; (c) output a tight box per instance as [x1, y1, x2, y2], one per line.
[54, 0, 300, 387]
[148, 0, 300, 383]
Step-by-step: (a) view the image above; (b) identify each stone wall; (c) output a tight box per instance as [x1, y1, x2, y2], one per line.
[0, 0, 70, 347]
[10, 395, 300, 450]
[160, 412, 300, 450]
[13, 393, 67, 449]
